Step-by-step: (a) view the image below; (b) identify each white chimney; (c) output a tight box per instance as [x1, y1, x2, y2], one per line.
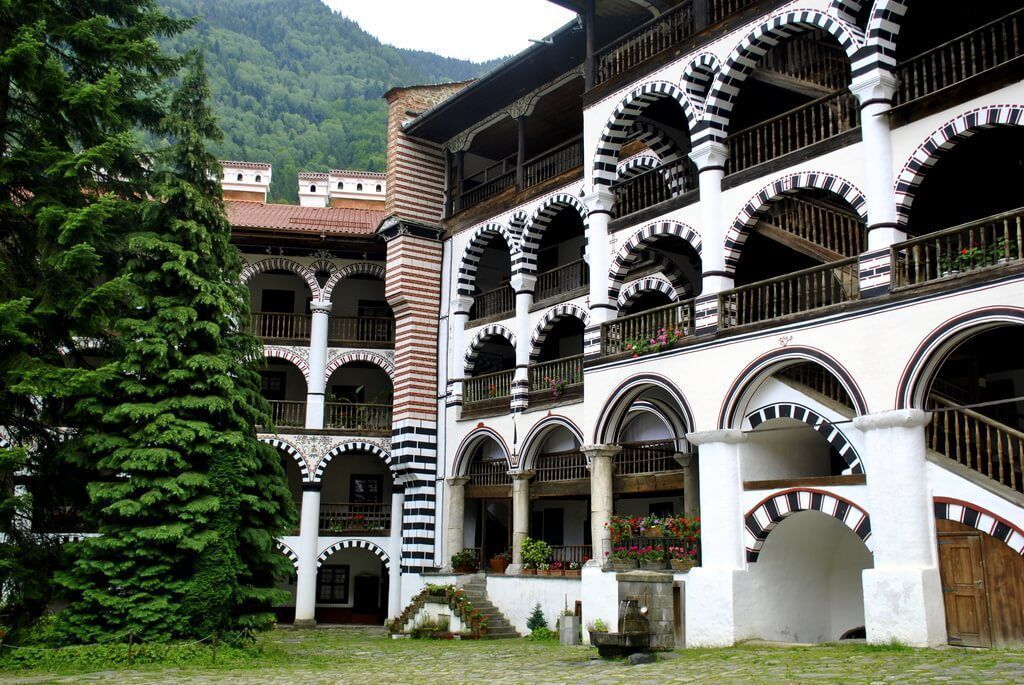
[220, 161, 271, 202]
[298, 172, 330, 207]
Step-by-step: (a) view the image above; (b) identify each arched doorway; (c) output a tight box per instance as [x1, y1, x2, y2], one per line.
[459, 436, 512, 568]
[524, 423, 590, 567]
[315, 542, 390, 625]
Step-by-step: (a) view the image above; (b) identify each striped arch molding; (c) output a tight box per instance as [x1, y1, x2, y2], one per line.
[509, 210, 528, 236]
[744, 488, 872, 562]
[681, 52, 720, 113]
[830, 0, 867, 28]
[616, 153, 660, 181]
[624, 121, 691, 195]
[518, 194, 589, 276]
[262, 346, 311, 384]
[456, 223, 519, 298]
[863, 1, 909, 73]
[314, 441, 394, 483]
[593, 80, 698, 188]
[745, 402, 863, 474]
[617, 276, 679, 311]
[517, 415, 585, 470]
[725, 171, 867, 274]
[934, 498, 1024, 556]
[529, 303, 590, 363]
[321, 262, 387, 301]
[317, 539, 391, 570]
[325, 349, 395, 382]
[699, 10, 865, 146]
[464, 324, 517, 374]
[275, 541, 300, 571]
[260, 436, 312, 483]
[239, 257, 321, 298]
[607, 220, 702, 302]
[895, 105, 1024, 225]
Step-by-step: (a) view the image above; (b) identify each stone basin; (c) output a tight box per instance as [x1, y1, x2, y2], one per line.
[588, 630, 651, 658]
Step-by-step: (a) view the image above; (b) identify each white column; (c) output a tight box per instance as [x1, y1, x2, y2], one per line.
[305, 300, 331, 429]
[510, 470, 534, 569]
[850, 69, 902, 250]
[852, 409, 947, 646]
[444, 476, 470, 570]
[688, 142, 732, 295]
[583, 189, 617, 327]
[510, 273, 536, 412]
[683, 429, 746, 647]
[388, 488, 405, 619]
[581, 445, 620, 561]
[449, 296, 472, 403]
[293, 484, 322, 626]
[676, 453, 700, 519]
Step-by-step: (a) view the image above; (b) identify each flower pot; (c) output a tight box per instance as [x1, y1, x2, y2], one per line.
[640, 559, 669, 570]
[643, 526, 665, 538]
[549, 569, 564, 577]
[453, 564, 476, 574]
[489, 558, 510, 574]
[537, 569, 551, 576]
[522, 568, 536, 575]
[670, 558, 696, 572]
[606, 558, 638, 571]
[564, 569, 581, 578]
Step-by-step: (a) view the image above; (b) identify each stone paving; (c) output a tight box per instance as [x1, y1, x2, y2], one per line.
[5, 627, 1024, 684]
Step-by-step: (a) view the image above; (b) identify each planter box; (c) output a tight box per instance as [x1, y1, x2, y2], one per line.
[522, 568, 536, 575]
[640, 559, 669, 571]
[559, 615, 581, 646]
[488, 558, 510, 574]
[564, 569, 581, 578]
[670, 558, 696, 572]
[606, 558, 638, 571]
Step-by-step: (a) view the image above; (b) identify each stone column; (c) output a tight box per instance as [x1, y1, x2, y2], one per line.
[582, 190, 616, 358]
[675, 452, 700, 519]
[444, 476, 471, 570]
[510, 273, 535, 413]
[449, 295, 473, 405]
[581, 445, 620, 561]
[510, 470, 535, 569]
[388, 487, 405, 619]
[852, 409, 947, 646]
[293, 483, 322, 626]
[682, 429, 746, 646]
[305, 300, 331, 429]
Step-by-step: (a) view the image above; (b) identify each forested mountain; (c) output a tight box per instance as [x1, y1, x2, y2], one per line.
[161, 0, 503, 203]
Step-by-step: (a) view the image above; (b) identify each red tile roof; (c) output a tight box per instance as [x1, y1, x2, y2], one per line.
[225, 201, 383, 237]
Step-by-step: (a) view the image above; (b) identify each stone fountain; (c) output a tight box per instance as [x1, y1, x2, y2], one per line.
[589, 570, 676, 658]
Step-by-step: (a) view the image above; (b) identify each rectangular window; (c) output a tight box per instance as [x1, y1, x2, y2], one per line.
[317, 565, 349, 603]
[260, 371, 287, 400]
[350, 475, 383, 504]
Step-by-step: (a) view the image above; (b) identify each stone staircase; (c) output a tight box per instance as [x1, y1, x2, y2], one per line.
[458, 575, 521, 639]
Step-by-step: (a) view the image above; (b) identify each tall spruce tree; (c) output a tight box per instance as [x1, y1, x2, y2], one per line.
[0, 0, 189, 633]
[57, 55, 295, 642]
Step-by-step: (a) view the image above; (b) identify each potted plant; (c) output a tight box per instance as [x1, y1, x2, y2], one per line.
[641, 514, 665, 538]
[669, 545, 697, 572]
[550, 560, 565, 577]
[606, 546, 638, 571]
[537, 562, 551, 576]
[521, 536, 552, 575]
[559, 605, 581, 646]
[639, 544, 668, 570]
[489, 550, 511, 574]
[565, 561, 582, 578]
[451, 549, 479, 574]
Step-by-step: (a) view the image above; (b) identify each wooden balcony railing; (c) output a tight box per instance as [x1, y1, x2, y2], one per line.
[895, 8, 1024, 106]
[612, 163, 697, 218]
[718, 257, 860, 330]
[928, 395, 1024, 494]
[470, 284, 515, 321]
[891, 207, 1024, 289]
[535, 449, 588, 482]
[710, 0, 758, 23]
[463, 369, 514, 404]
[616, 439, 683, 476]
[265, 400, 306, 428]
[251, 312, 311, 340]
[764, 195, 866, 258]
[522, 136, 584, 188]
[550, 545, 592, 565]
[601, 299, 695, 356]
[327, 316, 395, 346]
[467, 459, 512, 486]
[528, 355, 584, 394]
[319, 502, 391, 534]
[535, 259, 589, 302]
[595, 1, 695, 85]
[777, 362, 855, 410]
[759, 34, 849, 93]
[459, 170, 515, 210]
[324, 402, 392, 432]
[726, 89, 859, 175]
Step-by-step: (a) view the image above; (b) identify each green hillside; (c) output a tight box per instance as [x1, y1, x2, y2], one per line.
[161, 0, 502, 203]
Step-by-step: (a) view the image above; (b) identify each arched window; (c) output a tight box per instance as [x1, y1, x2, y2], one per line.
[236, 173, 243, 181]
[357, 183, 363, 191]
[337, 181, 344, 189]
[310, 184, 317, 193]
[376, 184, 382, 192]
[255, 174, 262, 182]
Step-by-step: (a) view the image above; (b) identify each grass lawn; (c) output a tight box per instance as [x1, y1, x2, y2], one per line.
[2, 626, 1024, 684]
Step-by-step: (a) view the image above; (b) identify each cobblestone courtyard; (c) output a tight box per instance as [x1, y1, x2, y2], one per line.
[5, 627, 1024, 684]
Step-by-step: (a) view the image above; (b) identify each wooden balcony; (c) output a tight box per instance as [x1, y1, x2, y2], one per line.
[535, 259, 589, 303]
[470, 284, 515, 322]
[522, 136, 583, 189]
[762, 195, 866, 260]
[594, 1, 695, 86]
[891, 207, 1024, 290]
[319, 502, 391, 535]
[612, 163, 698, 220]
[718, 257, 860, 331]
[534, 449, 588, 483]
[528, 355, 584, 405]
[928, 395, 1024, 495]
[265, 400, 306, 429]
[600, 299, 695, 357]
[327, 316, 395, 348]
[725, 89, 859, 176]
[463, 369, 514, 405]
[709, 0, 757, 23]
[615, 440, 684, 476]
[467, 459, 512, 487]
[895, 8, 1024, 107]
[550, 545, 592, 565]
[459, 169, 515, 210]
[251, 312, 311, 342]
[324, 402, 392, 434]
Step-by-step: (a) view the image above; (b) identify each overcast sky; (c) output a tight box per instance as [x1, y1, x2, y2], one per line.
[322, 1, 577, 62]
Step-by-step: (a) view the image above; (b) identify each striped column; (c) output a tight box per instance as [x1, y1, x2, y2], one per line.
[510, 272, 535, 412]
[689, 142, 731, 336]
[448, 295, 473, 408]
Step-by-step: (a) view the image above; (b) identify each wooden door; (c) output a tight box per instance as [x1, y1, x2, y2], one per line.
[938, 533, 992, 647]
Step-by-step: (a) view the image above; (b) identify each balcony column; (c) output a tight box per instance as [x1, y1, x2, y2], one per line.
[387, 486, 405, 619]
[515, 115, 528, 190]
[294, 482, 322, 627]
[305, 300, 331, 429]
[581, 445, 620, 561]
[688, 141, 732, 335]
[582, 189, 616, 358]
[510, 272, 535, 412]
[852, 409, 946, 646]
[683, 429, 746, 646]
[510, 470, 535, 570]
[444, 476, 471, 571]
[448, 295, 473, 407]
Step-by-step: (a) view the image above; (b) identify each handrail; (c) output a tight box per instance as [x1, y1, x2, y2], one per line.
[528, 355, 584, 394]
[251, 312, 312, 340]
[319, 502, 391, 533]
[931, 395, 1024, 443]
[462, 369, 514, 404]
[323, 402, 392, 432]
[467, 459, 512, 486]
[600, 298, 695, 357]
[264, 400, 306, 428]
[928, 394, 1024, 493]
[459, 170, 515, 209]
[470, 283, 515, 320]
[534, 449, 588, 482]
[611, 162, 697, 218]
[327, 316, 395, 345]
[535, 259, 589, 302]
[594, 1, 695, 85]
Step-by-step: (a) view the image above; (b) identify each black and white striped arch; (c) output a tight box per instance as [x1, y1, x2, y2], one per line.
[746, 402, 863, 474]
[744, 488, 872, 562]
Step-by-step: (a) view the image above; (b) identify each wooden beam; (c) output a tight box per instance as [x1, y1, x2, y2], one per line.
[753, 219, 846, 264]
[532, 479, 590, 498]
[613, 471, 685, 494]
[742, 474, 867, 491]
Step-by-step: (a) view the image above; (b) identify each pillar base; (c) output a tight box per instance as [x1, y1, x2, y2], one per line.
[293, 618, 317, 629]
[505, 563, 523, 575]
[684, 567, 738, 647]
[863, 566, 946, 647]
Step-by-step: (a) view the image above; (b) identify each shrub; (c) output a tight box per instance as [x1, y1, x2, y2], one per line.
[526, 627, 557, 642]
[526, 603, 547, 632]
[520, 537, 552, 569]
[450, 549, 479, 572]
